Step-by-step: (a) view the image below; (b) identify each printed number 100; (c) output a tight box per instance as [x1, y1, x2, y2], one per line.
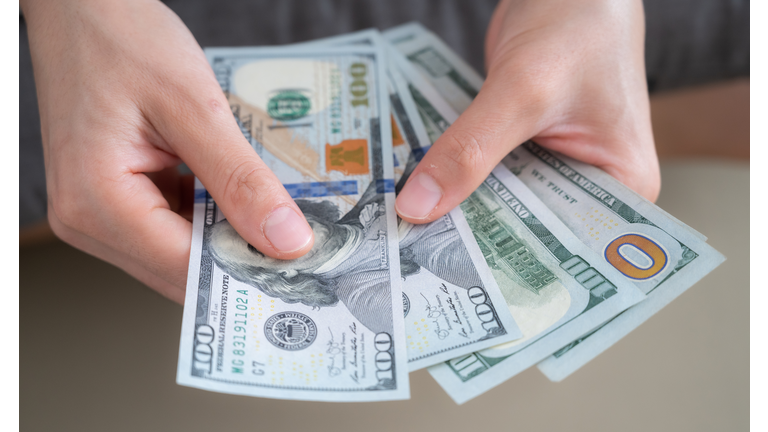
[350, 63, 369, 107]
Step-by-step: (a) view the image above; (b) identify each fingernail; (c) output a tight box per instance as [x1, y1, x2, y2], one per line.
[263, 206, 313, 253]
[396, 173, 443, 220]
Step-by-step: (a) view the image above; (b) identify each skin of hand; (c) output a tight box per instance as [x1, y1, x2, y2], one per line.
[22, 0, 315, 304]
[395, 0, 660, 223]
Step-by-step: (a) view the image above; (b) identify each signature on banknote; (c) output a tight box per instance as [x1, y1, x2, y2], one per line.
[420, 293, 450, 340]
[326, 328, 345, 377]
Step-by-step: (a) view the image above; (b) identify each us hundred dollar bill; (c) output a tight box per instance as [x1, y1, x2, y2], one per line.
[176, 45, 410, 401]
[502, 143, 725, 381]
[385, 37, 648, 394]
[428, 166, 645, 404]
[384, 22, 483, 114]
[385, 25, 726, 383]
[291, 29, 418, 182]
[385, 41, 458, 144]
[298, 29, 457, 161]
[386, 60, 523, 370]
[301, 30, 524, 370]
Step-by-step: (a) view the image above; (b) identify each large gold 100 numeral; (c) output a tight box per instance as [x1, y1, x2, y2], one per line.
[604, 234, 667, 280]
[349, 62, 369, 107]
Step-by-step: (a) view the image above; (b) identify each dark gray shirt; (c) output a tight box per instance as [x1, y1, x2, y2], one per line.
[19, 0, 749, 227]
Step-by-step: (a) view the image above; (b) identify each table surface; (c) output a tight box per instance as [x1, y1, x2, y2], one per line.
[19, 159, 748, 432]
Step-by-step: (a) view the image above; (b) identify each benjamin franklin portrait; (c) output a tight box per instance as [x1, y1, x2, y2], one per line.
[207, 181, 485, 334]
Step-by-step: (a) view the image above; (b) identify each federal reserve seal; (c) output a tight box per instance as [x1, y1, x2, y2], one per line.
[402, 293, 410, 318]
[264, 312, 318, 351]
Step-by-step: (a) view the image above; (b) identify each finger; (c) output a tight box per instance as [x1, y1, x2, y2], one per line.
[146, 166, 183, 213]
[178, 173, 195, 221]
[146, 74, 314, 259]
[146, 167, 195, 221]
[395, 70, 548, 223]
[48, 203, 186, 303]
[117, 256, 186, 304]
[536, 131, 661, 203]
[59, 183, 191, 291]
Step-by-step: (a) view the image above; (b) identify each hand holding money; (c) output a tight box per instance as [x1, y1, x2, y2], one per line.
[386, 23, 723, 402]
[24, 0, 724, 405]
[394, 0, 660, 227]
[23, 0, 315, 303]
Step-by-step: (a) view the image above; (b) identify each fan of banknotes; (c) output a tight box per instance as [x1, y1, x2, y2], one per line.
[175, 23, 725, 404]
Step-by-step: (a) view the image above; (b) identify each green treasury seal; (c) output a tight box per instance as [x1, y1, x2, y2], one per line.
[267, 90, 311, 121]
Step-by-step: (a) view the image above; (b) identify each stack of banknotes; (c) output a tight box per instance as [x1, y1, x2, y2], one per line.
[176, 23, 725, 404]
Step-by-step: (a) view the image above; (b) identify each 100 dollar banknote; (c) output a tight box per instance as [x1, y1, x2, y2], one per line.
[386, 24, 726, 384]
[297, 28, 456, 173]
[427, 166, 645, 404]
[502, 143, 725, 381]
[298, 29, 524, 371]
[385, 40, 458, 145]
[384, 22, 483, 114]
[387, 59, 523, 370]
[383, 31, 651, 400]
[176, 45, 410, 401]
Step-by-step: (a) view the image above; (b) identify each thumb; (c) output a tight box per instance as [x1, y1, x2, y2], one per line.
[395, 74, 545, 224]
[151, 86, 314, 259]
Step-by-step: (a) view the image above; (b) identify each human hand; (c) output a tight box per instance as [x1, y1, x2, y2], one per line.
[395, 0, 659, 224]
[23, 0, 314, 303]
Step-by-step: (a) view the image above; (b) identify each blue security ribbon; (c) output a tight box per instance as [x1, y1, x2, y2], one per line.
[194, 189, 208, 204]
[376, 179, 395, 194]
[284, 180, 359, 199]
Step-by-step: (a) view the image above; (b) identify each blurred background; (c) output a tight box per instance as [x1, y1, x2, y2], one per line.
[20, 1, 749, 431]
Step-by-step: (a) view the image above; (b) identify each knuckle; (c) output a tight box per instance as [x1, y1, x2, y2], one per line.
[441, 129, 487, 173]
[223, 160, 280, 210]
[154, 74, 226, 131]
